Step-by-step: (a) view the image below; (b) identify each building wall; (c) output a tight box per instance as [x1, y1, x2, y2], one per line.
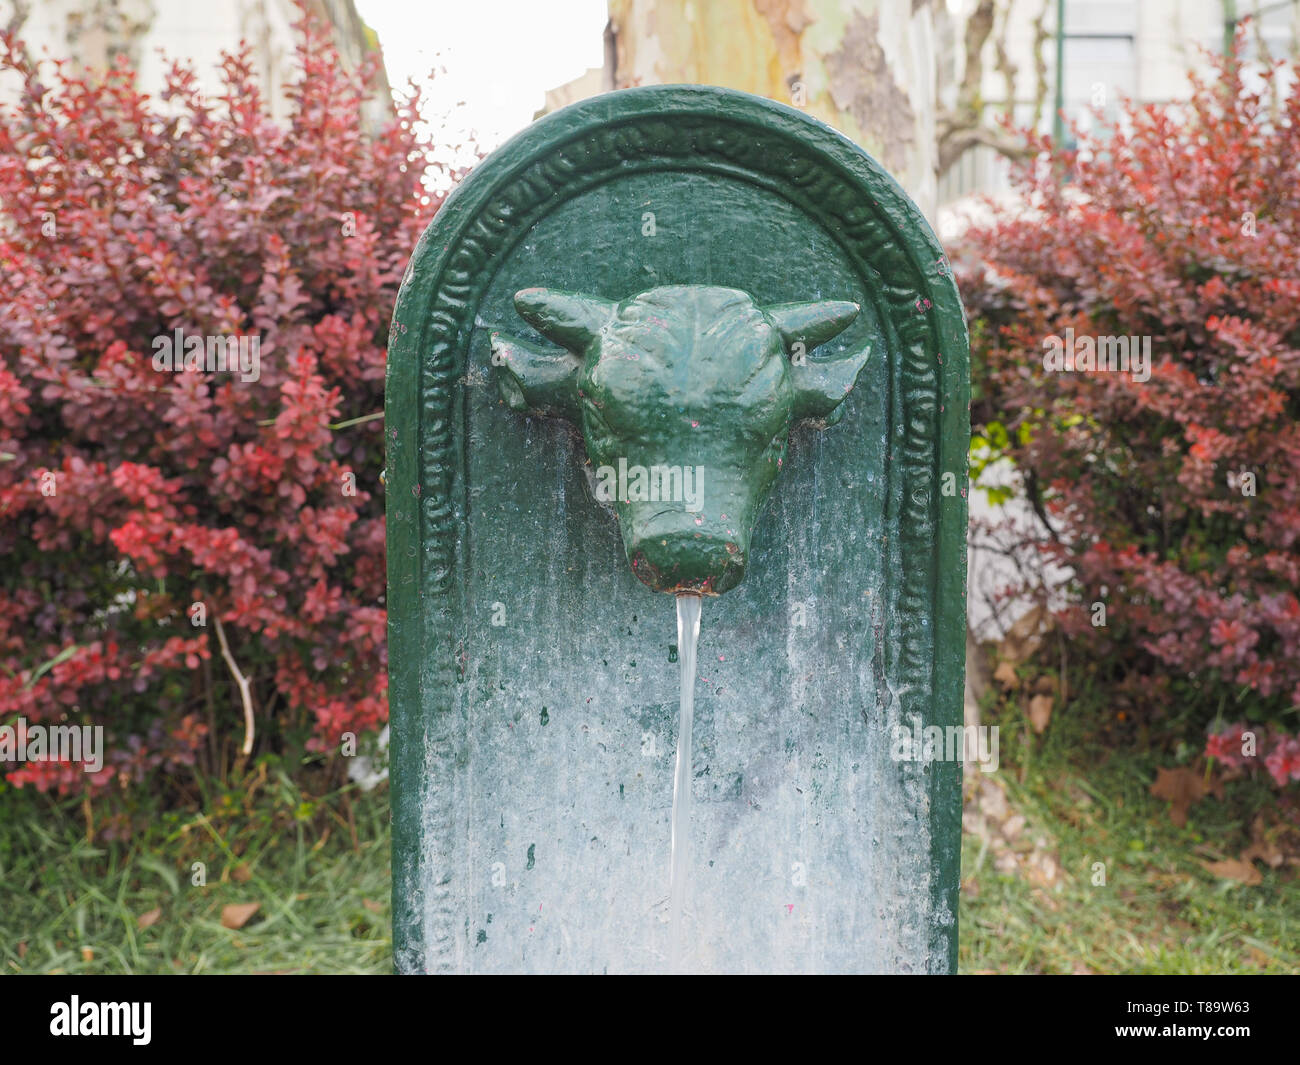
[938, 0, 1297, 214]
[0, 0, 387, 124]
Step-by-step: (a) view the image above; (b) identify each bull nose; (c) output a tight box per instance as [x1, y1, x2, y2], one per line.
[625, 527, 747, 595]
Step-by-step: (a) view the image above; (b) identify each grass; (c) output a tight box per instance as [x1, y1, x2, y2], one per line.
[958, 677, 1300, 974]
[2, 695, 1296, 973]
[0, 771, 392, 974]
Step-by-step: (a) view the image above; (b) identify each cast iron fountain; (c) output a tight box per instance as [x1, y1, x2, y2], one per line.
[385, 85, 969, 974]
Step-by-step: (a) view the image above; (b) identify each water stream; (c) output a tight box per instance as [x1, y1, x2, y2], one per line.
[669, 592, 703, 973]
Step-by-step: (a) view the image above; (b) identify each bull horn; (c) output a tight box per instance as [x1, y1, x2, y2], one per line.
[514, 287, 616, 353]
[767, 300, 860, 350]
[789, 343, 873, 427]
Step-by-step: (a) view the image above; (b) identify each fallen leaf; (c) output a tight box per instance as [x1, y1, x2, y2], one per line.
[1202, 858, 1262, 886]
[1150, 766, 1206, 828]
[220, 902, 260, 930]
[1034, 854, 1060, 886]
[993, 660, 1019, 689]
[1028, 694, 1053, 734]
[1033, 673, 1059, 695]
[998, 603, 1050, 665]
[232, 863, 252, 883]
[362, 898, 383, 914]
[1240, 837, 1283, 868]
[978, 777, 1009, 819]
[137, 908, 162, 930]
[1241, 813, 1292, 868]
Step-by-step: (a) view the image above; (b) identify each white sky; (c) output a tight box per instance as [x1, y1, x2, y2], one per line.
[356, 0, 609, 158]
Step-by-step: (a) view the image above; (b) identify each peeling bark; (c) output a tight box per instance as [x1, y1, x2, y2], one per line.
[607, 0, 939, 211]
[824, 10, 916, 176]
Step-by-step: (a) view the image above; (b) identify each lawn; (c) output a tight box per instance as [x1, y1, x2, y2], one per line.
[0, 771, 391, 975]
[3, 703, 1296, 973]
[958, 685, 1300, 974]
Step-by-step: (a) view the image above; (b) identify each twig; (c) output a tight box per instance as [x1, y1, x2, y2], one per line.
[213, 616, 255, 757]
[254, 410, 384, 430]
[1058, 627, 1069, 709]
[329, 411, 384, 431]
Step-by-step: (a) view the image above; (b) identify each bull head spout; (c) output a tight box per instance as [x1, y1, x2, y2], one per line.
[492, 285, 872, 595]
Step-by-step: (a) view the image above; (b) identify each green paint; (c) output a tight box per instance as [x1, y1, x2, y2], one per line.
[386, 85, 968, 974]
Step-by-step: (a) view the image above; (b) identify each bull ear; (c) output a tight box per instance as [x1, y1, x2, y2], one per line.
[491, 332, 582, 423]
[790, 343, 873, 427]
[514, 287, 615, 352]
[767, 300, 860, 350]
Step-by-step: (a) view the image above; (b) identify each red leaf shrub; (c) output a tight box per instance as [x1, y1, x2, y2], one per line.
[0, 16, 451, 795]
[958, 43, 1300, 733]
[1206, 722, 1300, 788]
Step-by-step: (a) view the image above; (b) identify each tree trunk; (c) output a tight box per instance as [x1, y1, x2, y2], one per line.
[607, 0, 940, 216]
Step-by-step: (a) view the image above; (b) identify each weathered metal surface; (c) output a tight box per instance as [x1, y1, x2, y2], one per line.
[386, 86, 969, 973]
[492, 284, 872, 594]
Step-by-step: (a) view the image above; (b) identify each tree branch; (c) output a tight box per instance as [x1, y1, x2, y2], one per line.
[937, 121, 1036, 173]
[937, 0, 1037, 175]
[214, 616, 255, 757]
